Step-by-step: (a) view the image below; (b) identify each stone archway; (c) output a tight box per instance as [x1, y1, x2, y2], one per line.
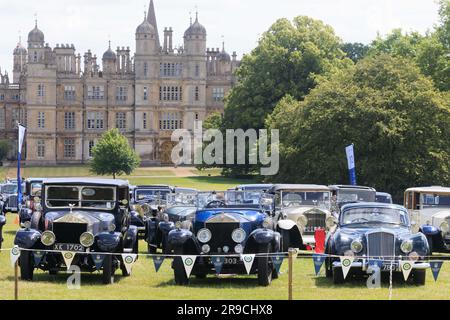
[160, 141, 176, 165]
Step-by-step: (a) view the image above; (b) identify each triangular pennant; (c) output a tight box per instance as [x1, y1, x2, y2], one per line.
[241, 254, 255, 275]
[272, 255, 284, 274]
[61, 251, 76, 270]
[399, 260, 414, 281]
[430, 261, 443, 282]
[340, 256, 354, 279]
[181, 255, 197, 278]
[312, 254, 326, 275]
[122, 254, 138, 275]
[368, 259, 383, 269]
[10, 246, 21, 267]
[33, 251, 45, 267]
[92, 254, 106, 270]
[152, 255, 165, 273]
[213, 256, 225, 275]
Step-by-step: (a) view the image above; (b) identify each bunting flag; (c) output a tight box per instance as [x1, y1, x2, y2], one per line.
[181, 256, 197, 278]
[312, 253, 326, 275]
[92, 254, 106, 270]
[242, 254, 255, 275]
[122, 254, 138, 275]
[213, 256, 225, 275]
[272, 255, 284, 274]
[340, 256, 354, 279]
[399, 260, 414, 281]
[61, 251, 76, 270]
[152, 255, 165, 273]
[33, 251, 45, 267]
[430, 261, 444, 282]
[10, 246, 20, 267]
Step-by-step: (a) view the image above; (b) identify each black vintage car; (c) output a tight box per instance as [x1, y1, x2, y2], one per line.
[1, 182, 24, 214]
[14, 178, 139, 284]
[19, 178, 44, 225]
[167, 191, 281, 286]
[325, 202, 430, 285]
[329, 185, 377, 215]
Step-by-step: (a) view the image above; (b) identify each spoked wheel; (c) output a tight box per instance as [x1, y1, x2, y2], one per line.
[257, 244, 273, 286]
[173, 248, 189, 285]
[102, 254, 115, 285]
[19, 250, 34, 281]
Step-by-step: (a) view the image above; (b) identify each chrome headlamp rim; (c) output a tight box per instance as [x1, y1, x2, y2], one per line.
[400, 239, 413, 254]
[231, 228, 246, 243]
[197, 228, 212, 243]
[79, 232, 95, 247]
[41, 230, 56, 246]
[350, 239, 363, 253]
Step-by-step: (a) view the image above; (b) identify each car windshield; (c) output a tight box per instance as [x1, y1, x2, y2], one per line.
[135, 189, 170, 201]
[167, 192, 198, 206]
[421, 193, 450, 208]
[225, 191, 263, 205]
[46, 186, 116, 210]
[337, 189, 376, 203]
[279, 191, 330, 209]
[341, 207, 409, 226]
[1, 184, 18, 194]
[376, 194, 392, 204]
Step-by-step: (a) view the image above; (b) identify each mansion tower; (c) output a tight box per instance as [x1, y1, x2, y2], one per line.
[0, 0, 239, 165]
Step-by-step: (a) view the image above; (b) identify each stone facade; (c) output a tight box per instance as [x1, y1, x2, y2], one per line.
[0, 0, 239, 165]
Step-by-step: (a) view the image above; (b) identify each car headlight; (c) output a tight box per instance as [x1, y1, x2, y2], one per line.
[197, 228, 212, 243]
[80, 232, 95, 247]
[41, 231, 56, 246]
[234, 244, 243, 254]
[297, 215, 308, 227]
[440, 221, 450, 233]
[351, 239, 363, 253]
[231, 228, 246, 243]
[401, 240, 413, 253]
[201, 244, 210, 253]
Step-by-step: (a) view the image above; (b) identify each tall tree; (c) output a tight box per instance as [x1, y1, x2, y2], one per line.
[90, 129, 141, 179]
[341, 42, 369, 63]
[267, 54, 450, 201]
[0, 140, 10, 163]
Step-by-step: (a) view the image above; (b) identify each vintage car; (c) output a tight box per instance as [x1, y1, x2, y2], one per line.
[14, 178, 139, 284]
[167, 191, 281, 286]
[325, 202, 430, 285]
[233, 184, 274, 193]
[19, 178, 44, 225]
[0, 210, 5, 249]
[376, 192, 393, 204]
[329, 185, 377, 215]
[1, 182, 24, 214]
[265, 184, 332, 251]
[404, 186, 450, 253]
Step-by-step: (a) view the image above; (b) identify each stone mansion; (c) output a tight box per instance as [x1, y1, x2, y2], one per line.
[0, 0, 239, 165]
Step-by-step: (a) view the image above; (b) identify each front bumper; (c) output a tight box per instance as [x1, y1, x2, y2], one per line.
[332, 260, 430, 271]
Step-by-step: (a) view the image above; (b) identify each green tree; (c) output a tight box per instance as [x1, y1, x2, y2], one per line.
[267, 54, 450, 201]
[0, 140, 10, 163]
[224, 16, 351, 131]
[90, 129, 141, 179]
[341, 42, 369, 62]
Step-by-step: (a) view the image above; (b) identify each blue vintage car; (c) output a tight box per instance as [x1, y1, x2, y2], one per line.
[167, 192, 281, 286]
[325, 202, 430, 285]
[14, 178, 139, 284]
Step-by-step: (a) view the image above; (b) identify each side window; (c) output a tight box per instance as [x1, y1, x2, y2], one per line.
[405, 192, 413, 209]
[414, 193, 421, 210]
[118, 187, 129, 204]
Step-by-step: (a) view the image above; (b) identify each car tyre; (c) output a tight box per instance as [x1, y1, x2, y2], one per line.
[332, 266, 345, 284]
[19, 250, 34, 281]
[102, 254, 115, 284]
[280, 229, 290, 253]
[325, 258, 333, 278]
[0, 228, 3, 250]
[257, 244, 273, 287]
[173, 248, 189, 285]
[413, 269, 426, 285]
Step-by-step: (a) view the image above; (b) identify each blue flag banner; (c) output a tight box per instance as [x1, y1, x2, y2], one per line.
[272, 255, 284, 274]
[33, 251, 45, 267]
[430, 261, 444, 281]
[312, 253, 326, 275]
[213, 256, 225, 275]
[92, 254, 106, 270]
[152, 256, 165, 273]
[345, 144, 357, 186]
[17, 124, 26, 205]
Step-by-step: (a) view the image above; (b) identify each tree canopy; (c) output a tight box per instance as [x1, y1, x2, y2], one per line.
[0, 140, 10, 162]
[90, 129, 141, 179]
[267, 54, 450, 201]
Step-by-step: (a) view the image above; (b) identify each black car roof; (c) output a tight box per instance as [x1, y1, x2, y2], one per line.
[42, 178, 129, 187]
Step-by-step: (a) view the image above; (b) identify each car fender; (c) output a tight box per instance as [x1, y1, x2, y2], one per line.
[167, 228, 194, 247]
[19, 208, 33, 224]
[159, 221, 175, 234]
[249, 228, 277, 245]
[96, 232, 121, 252]
[129, 211, 144, 228]
[123, 225, 138, 250]
[14, 229, 41, 249]
[420, 225, 440, 236]
[277, 219, 297, 231]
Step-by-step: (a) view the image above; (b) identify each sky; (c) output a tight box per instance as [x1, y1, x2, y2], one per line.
[0, 0, 441, 74]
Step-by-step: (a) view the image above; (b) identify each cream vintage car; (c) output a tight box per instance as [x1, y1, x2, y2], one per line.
[265, 184, 332, 251]
[404, 186, 450, 253]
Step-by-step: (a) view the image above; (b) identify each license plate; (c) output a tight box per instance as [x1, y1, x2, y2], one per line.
[54, 243, 85, 252]
[209, 257, 239, 265]
[382, 263, 398, 271]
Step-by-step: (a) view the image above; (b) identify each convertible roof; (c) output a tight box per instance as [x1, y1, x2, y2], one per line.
[268, 184, 330, 192]
[405, 186, 450, 194]
[42, 178, 129, 187]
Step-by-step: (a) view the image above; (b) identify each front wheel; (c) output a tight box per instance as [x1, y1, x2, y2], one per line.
[332, 266, 345, 284]
[173, 248, 189, 285]
[257, 244, 273, 286]
[19, 250, 34, 281]
[102, 254, 115, 284]
[280, 229, 290, 253]
[413, 269, 426, 285]
[0, 227, 3, 250]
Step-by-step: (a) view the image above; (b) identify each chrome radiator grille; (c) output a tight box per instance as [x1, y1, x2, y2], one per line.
[53, 223, 87, 244]
[7, 195, 18, 208]
[303, 213, 326, 235]
[367, 232, 395, 258]
[205, 222, 239, 253]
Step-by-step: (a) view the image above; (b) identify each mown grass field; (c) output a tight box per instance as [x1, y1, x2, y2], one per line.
[0, 166, 449, 300]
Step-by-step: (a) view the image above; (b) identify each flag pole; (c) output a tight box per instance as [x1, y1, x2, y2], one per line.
[17, 122, 26, 208]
